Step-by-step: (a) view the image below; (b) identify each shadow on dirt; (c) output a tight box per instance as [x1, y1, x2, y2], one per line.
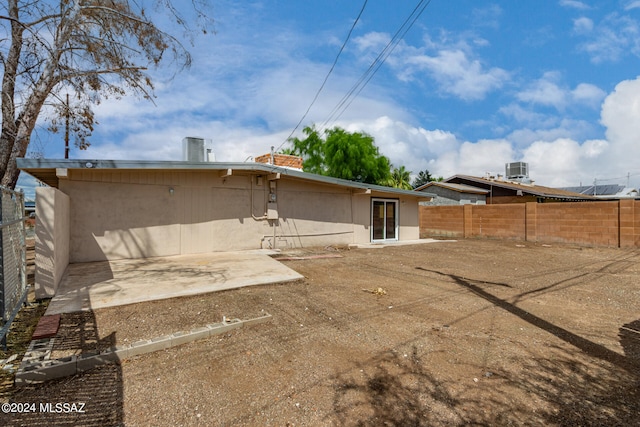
[332, 347, 464, 426]
[417, 267, 637, 373]
[0, 310, 124, 426]
[330, 267, 640, 426]
[620, 319, 640, 361]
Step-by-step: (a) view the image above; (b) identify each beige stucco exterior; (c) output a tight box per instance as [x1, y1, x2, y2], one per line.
[34, 187, 70, 299]
[23, 162, 430, 297]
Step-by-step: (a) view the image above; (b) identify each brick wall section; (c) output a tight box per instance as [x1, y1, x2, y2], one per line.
[255, 153, 303, 169]
[535, 202, 619, 247]
[419, 206, 464, 238]
[420, 200, 640, 248]
[525, 202, 537, 242]
[469, 204, 526, 239]
[618, 199, 638, 248]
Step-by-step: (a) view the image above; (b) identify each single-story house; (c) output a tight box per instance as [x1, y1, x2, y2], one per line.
[443, 175, 595, 204]
[414, 181, 489, 205]
[17, 158, 434, 298]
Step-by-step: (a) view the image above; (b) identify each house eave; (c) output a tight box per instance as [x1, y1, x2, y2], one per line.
[17, 158, 436, 200]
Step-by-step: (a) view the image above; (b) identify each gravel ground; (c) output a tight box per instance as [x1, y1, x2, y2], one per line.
[2, 239, 640, 426]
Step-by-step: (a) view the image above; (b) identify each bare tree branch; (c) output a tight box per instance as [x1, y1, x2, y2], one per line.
[0, 0, 214, 188]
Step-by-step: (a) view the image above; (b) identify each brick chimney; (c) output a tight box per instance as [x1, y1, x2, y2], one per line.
[255, 153, 303, 170]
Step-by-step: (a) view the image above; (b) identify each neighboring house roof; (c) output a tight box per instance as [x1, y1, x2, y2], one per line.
[560, 185, 624, 196]
[444, 175, 595, 201]
[17, 158, 435, 199]
[414, 181, 489, 194]
[560, 185, 639, 198]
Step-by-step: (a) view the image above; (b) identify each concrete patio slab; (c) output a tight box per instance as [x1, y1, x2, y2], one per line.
[45, 251, 303, 315]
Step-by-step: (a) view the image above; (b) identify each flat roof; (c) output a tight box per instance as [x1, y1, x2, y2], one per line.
[17, 158, 435, 199]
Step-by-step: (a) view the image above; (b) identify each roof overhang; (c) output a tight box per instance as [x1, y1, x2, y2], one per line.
[17, 158, 436, 200]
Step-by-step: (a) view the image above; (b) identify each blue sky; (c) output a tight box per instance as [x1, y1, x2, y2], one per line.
[18, 0, 640, 198]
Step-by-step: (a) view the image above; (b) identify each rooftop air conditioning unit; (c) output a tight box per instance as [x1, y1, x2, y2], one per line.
[182, 137, 215, 162]
[505, 162, 529, 180]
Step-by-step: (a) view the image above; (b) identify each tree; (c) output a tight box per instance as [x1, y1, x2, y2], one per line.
[386, 165, 412, 190]
[288, 125, 391, 185]
[0, 0, 213, 188]
[412, 169, 434, 188]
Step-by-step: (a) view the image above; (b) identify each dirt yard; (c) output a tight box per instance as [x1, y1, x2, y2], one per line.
[2, 239, 639, 426]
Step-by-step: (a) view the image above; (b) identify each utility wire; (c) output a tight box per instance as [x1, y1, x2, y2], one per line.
[277, 0, 369, 152]
[320, 0, 433, 131]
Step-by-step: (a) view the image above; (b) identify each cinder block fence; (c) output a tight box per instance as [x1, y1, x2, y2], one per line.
[420, 200, 640, 248]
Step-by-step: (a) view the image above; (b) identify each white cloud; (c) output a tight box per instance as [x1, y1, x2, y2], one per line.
[471, 5, 503, 29]
[405, 49, 510, 100]
[456, 139, 515, 176]
[625, 1, 640, 11]
[601, 76, 640, 164]
[507, 118, 599, 147]
[521, 138, 608, 186]
[499, 104, 553, 126]
[573, 17, 594, 34]
[338, 116, 459, 177]
[357, 76, 637, 187]
[559, 0, 591, 10]
[515, 72, 605, 112]
[571, 83, 606, 107]
[73, 73, 640, 191]
[353, 31, 391, 52]
[354, 31, 510, 101]
[576, 14, 640, 63]
[517, 72, 568, 109]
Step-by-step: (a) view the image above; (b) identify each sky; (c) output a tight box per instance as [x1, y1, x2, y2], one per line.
[17, 0, 640, 198]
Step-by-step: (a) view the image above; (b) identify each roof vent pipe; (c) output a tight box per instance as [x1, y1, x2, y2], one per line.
[270, 146, 275, 165]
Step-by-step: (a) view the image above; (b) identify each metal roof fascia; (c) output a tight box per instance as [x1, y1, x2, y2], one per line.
[16, 158, 435, 199]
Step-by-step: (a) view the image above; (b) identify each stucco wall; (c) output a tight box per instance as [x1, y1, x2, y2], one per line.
[35, 187, 70, 298]
[398, 195, 420, 240]
[273, 178, 356, 249]
[54, 169, 422, 263]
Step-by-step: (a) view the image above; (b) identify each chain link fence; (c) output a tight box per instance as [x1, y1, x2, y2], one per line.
[0, 186, 28, 347]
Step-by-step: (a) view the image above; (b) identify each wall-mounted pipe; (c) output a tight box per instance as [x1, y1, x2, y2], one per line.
[250, 174, 268, 221]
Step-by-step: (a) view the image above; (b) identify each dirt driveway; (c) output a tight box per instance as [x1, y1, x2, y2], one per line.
[3, 239, 640, 426]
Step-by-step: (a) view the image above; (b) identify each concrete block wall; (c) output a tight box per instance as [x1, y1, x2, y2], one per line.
[619, 199, 639, 248]
[469, 204, 525, 239]
[419, 206, 465, 238]
[35, 188, 70, 298]
[535, 201, 619, 247]
[420, 200, 640, 248]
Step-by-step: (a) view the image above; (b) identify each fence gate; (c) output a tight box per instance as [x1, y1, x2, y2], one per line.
[0, 186, 28, 348]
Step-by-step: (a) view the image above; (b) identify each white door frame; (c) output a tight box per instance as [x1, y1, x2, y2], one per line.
[371, 198, 399, 242]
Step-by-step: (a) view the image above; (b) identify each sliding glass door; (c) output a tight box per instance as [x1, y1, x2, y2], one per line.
[371, 199, 398, 242]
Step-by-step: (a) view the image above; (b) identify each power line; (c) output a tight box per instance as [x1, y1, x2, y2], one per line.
[592, 171, 640, 184]
[277, 0, 369, 152]
[320, 0, 433, 131]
